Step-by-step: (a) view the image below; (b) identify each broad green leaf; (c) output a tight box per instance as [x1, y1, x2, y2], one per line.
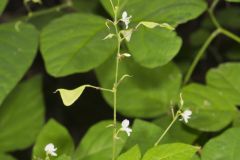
[202, 127, 240, 160]
[55, 85, 87, 106]
[225, 0, 240, 2]
[117, 145, 141, 160]
[206, 63, 240, 105]
[128, 26, 182, 68]
[0, 0, 7, 15]
[0, 154, 16, 160]
[101, 0, 207, 25]
[182, 83, 237, 131]
[153, 115, 200, 144]
[41, 13, 116, 77]
[0, 22, 39, 106]
[33, 119, 74, 160]
[142, 143, 199, 160]
[74, 120, 127, 160]
[73, 0, 99, 12]
[123, 119, 171, 154]
[56, 155, 71, 160]
[0, 75, 44, 152]
[95, 57, 182, 118]
[192, 155, 201, 160]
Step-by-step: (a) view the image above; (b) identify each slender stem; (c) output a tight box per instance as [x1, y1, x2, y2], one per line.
[184, 29, 220, 84]
[154, 114, 180, 146]
[110, 0, 121, 159]
[85, 85, 113, 93]
[220, 28, 240, 43]
[13, 3, 72, 22]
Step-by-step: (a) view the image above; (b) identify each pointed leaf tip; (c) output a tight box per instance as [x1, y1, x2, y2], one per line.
[55, 85, 87, 106]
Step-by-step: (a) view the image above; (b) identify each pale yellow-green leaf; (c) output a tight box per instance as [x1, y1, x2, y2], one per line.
[55, 85, 87, 106]
[137, 21, 175, 30]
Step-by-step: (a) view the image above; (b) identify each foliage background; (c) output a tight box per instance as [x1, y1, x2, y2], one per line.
[0, 0, 240, 160]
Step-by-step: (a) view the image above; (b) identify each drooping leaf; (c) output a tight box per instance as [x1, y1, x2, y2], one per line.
[182, 83, 237, 131]
[101, 0, 207, 26]
[117, 145, 141, 160]
[0, 154, 16, 160]
[206, 63, 240, 105]
[33, 119, 74, 160]
[128, 26, 182, 68]
[74, 120, 127, 160]
[41, 13, 116, 77]
[0, 75, 44, 152]
[55, 85, 87, 106]
[202, 127, 240, 160]
[153, 115, 200, 144]
[0, 0, 7, 15]
[0, 22, 39, 106]
[123, 119, 172, 154]
[95, 57, 182, 118]
[142, 143, 199, 160]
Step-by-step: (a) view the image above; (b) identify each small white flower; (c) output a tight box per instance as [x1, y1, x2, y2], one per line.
[120, 119, 132, 136]
[180, 109, 192, 123]
[122, 53, 131, 57]
[121, 11, 132, 29]
[45, 143, 57, 157]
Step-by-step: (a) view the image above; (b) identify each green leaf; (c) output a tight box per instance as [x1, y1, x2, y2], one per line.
[74, 120, 127, 160]
[192, 155, 201, 160]
[56, 155, 71, 160]
[225, 0, 240, 2]
[182, 83, 237, 131]
[206, 63, 240, 105]
[33, 119, 74, 159]
[95, 57, 182, 118]
[123, 119, 171, 154]
[0, 75, 44, 152]
[142, 143, 199, 160]
[117, 145, 141, 160]
[202, 127, 240, 160]
[0, 0, 7, 15]
[41, 13, 116, 77]
[153, 115, 200, 144]
[128, 26, 182, 68]
[55, 85, 87, 106]
[0, 154, 16, 160]
[0, 22, 39, 106]
[101, 0, 207, 25]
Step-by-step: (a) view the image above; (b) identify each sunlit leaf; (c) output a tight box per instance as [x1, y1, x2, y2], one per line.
[117, 145, 141, 160]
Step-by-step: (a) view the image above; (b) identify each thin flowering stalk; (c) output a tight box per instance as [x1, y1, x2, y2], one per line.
[109, 0, 122, 159]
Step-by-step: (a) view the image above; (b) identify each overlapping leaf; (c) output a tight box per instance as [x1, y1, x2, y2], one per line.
[0, 75, 44, 152]
[96, 57, 182, 118]
[33, 119, 74, 159]
[74, 120, 127, 160]
[41, 13, 116, 77]
[202, 127, 240, 160]
[0, 22, 39, 106]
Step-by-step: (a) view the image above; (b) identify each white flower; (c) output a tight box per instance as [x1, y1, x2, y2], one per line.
[121, 11, 132, 29]
[180, 109, 192, 123]
[122, 53, 131, 57]
[45, 143, 57, 157]
[120, 119, 132, 136]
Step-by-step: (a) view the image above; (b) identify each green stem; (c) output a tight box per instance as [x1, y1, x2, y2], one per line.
[184, 29, 220, 84]
[154, 114, 180, 146]
[220, 28, 240, 43]
[110, 0, 121, 159]
[14, 2, 72, 22]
